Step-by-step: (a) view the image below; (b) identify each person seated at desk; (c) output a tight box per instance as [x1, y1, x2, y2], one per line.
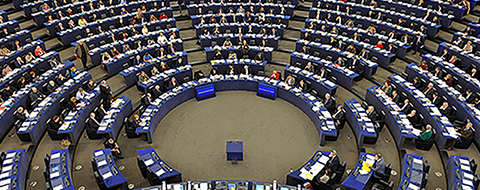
[241, 65, 252, 76]
[83, 79, 95, 92]
[102, 52, 112, 63]
[76, 87, 89, 101]
[156, 62, 168, 72]
[136, 41, 145, 51]
[448, 55, 460, 67]
[328, 36, 337, 47]
[223, 38, 233, 49]
[464, 89, 476, 103]
[398, 98, 412, 113]
[210, 67, 219, 76]
[14, 40, 22, 51]
[330, 27, 339, 35]
[105, 138, 124, 159]
[157, 33, 168, 45]
[388, 31, 397, 41]
[400, 34, 410, 45]
[443, 74, 453, 86]
[78, 16, 88, 26]
[34, 46, 45, 57]
[14, 107, 29, 124]
[255, 53, 265, 62]
[166, 77, 180, 90]
[366, 106, 378, 123]
[16, 77, 27, 89]
[227, 66, 236, 75]
[345, 19, 354, 28]
[141, 25, 149, 35]
[430, 93, 442, 107]
[228, 51, 238, 59]
[151, 66, 160, 76]
[376, 41, 384, 49]
[379, 81, 393, 96]
[334, 57, 345, 67]
[169, 33, 177, 41]
[423, 83, 435, 98]
[335, 40, 345, 51]
[464, 26, 475, 37]
[16, 57, 25, 67]
[433, 67, 443, 77]
[418, 60, 429, 71]
[445, 122, 474, 150]
[407, 110, 422, 129]
[55, 22, 66, 33]
[47, 115, 63, 137]
[0, 46, 10, 56]
[2, 64, 12, 76]
[270, 70, 280, 80]
[321, 93, 336, 113]
[439, 102, 455, 121]
[84, 28, 94, 38]
[467, 68, 479, 79]
[452, 37, 463, 47]
[417, 124, 434, 141]
[304, 62, 314, 73]
[138, 71, 150, 83]
[297, 79, 309, 92]
[375, 12, 384, 21]
[285, 75, 296, 86]
[29, 87, 45, 108]
[26, 52, 35, 64]
[367, 24, 376, 35]
[463, 41, 473, 53]
[68, 97, 83, 112]
[332, 106, 345, 127]
[143, 53, 154, 63]
[371, 153, 386, 181]
[160, 13, 169, 20]
[46, 80, 58, 95]
[390, 90, 400, 104]
[132, 55, 143, 66]
[48, 57, 62, 69]
[471, 98, 480, 109]
[346, 45, 356, 54]
[86, 112, 102, 138]
[412, 77, 425, 91]
[259, 39, 269, 48]
[67, 20, 75, 29]
[301, 46, 310, 55]
[149, 85, 162, 99]
[141, 93, 152, 109]
[214, 50, 224, 60]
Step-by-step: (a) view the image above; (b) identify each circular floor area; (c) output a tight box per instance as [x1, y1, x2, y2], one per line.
[150, 91, 321, 183]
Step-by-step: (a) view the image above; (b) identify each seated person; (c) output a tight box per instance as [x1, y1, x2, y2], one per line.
[379, 81, 393, 96]
[47, 115, 63, 135]
[166, 77, 179, 90]
[285, 75, 296, 86]
[46, 80, 58, 94]
[417, 125, 434, 142]
[29, 87, 45, 108]
[304, 62, 314, 72]
[227, 66, 236, 75]
[439, 102, 455, 121]
[297, 80, 308, 92]
[210, 67, 219, 76]
[326, 150, 340, 172]
[241, 65, 251, 75]
[143, 53, 154, 63]
[159, 62, 169, 72]
[269, 70, 280, 80]
[151, 67, 160, 76]
[334, 58, 345, 67]
[138, 71, 150, 83]
[321, 93, 336, 113]
[366, 106, 377, 123]
[105, 138, 124, 159]
[407, 110, 422, 129]
[445, 122, 474, 150]
[14, 107, 29, 123]
[76, 87, 88, 101]
[318, 67, 330, 78]
[86, 112, 101, 137]
[151, 85, 162, 99]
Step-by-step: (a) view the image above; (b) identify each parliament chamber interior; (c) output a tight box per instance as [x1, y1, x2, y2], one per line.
[1, 0, 480, 189]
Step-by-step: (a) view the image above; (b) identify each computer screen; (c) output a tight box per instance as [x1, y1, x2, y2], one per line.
[228, 184, 236, 189]
[256, 185, 265, 190]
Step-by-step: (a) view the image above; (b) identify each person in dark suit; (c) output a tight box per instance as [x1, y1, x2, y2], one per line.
[241, 65, 252, 76]
[327, 150, 340, 172]
[468, 68, 479, 79]
[318, 67, 330, 78]
[359, 49, 369, 60]
[464, 89, 476, 103]
[151, 85, 162, 99]
[439, 49, 450, 61]
[96, 104, 107, 120]
[297, 80, 309, 92]
[48, 57, 62, 69]
[399, 99, 412, 113]
[445, 122, 474, 150]
[86, 112, 100, 133]
[412, 77, 425, 91]
[321, 93, 336, 113]
[14, 107, 28, 123]
[412, 33, 425, 55]
[439, 102, 455, 121]
[431, 93, 442, 107]
[366, 106, 377, 122]
[332, 105, 345, 127]
[423, 83, 435, 99]
[29, 87, 45, 109]
[141, 93, 152, 109]
[255, 53, 265, 62]
[105, 138, 124, 159]
[301, 46, 310, 55]
[372, 153, 386, 180]
[464, 26, 475, 37]
[46, 80, 57, 95]
[407, 110, 422, 129]
[391, 90, 400, 103]
[387, 44, 396, 54]
[335, 41, 345, 51]
[304, 62, 314, 72]
[47, 115, 62, 134]
[166, 77, 179, 90]
[99, 80, 111, 106]
[334, 57, 345, 67]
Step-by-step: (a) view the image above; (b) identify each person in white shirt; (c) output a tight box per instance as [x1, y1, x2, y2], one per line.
[76, 87, 87, 100]
[142, 25, 148, 35]
[157, 33, 168, 45]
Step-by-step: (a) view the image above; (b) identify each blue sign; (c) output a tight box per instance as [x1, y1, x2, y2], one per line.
[195, 83, 215, 101]
[257, 83, 277, 100]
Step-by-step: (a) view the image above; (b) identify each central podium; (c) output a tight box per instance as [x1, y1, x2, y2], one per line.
[226, 141, 243, 163]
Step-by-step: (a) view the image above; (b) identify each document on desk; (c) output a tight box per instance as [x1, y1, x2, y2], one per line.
[98, 160, 107, 167]
[1, 165, 12, 172]
[155, 169, 165, 177]
[310, 162, 325, 175]
[144, 159, 154, 166]
[102, 172, 113, 179]
[460, 163, 471, 172]
[0, 172, 9, 179]
[407, 183, 420, 190]
[200, 183, 208, 190]
[299, 168, 314, 180]
[5, 153, 15, 159]
[0, 178, 10, 186]
[318, 155, 329, 164]
[50, 171, 60, 178]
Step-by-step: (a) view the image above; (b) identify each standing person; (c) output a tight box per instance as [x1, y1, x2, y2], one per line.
[105, 138, 124, 159]
[74, 40, 91, 69]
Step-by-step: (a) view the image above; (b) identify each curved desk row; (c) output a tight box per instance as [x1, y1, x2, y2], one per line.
[399, 154, 426, 190]
[205, 46, 273, 62]
[137, 180, 302, 190]
[304, 19, 409, 59]
[138, 65, 193, 94]
[93, 149, 128, 190]
[57, 84, 107, 144]
[344, 98, 377, 146]
[388, 74, 458, 150]
[446, 155, 478, 190]
[17, 72, 92, 144]
[286, 150, 331, 186]
[290, 52, 359, 88]
[135, 74, 337, 145]
[365, 86, 418, 149]
[33, 0, 103, 26]
[199, 33, 280, 49]
[0, 61, 72, 141]
[0, 40, 46, 76]
[100, 39, 184, 76]
[436, 42, 479, 73]
[137, 148, 182, 185]
[186, 0, 299, 5]
[210, 59, 266, 75]
[284, 65, 338, 97]
[97, 96, 132, 140]
[341, 152, 376, 189]
[121, 51, 188, 88]
[299, 28, 395, 68]
[187, 2, 295, 16]
[405, 63, 480, 145]
[421, 53, 480, 95]
[191, 13, 290, 26]
[0, 30, 32, 52]
[0, 149, 29, 190]
[295, 39, 378, 77]
[47, 149, 74, 190]
[311, 0, 440, 37]
[195, 23, 285, 37]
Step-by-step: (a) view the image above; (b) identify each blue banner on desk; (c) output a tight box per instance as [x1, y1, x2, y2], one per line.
[257, 83, 277, 100]
[196, 83, 216, 101]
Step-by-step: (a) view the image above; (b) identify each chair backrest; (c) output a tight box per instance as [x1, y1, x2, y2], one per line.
[423, 160, 430, 174]
[471, 159, 478, 173]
